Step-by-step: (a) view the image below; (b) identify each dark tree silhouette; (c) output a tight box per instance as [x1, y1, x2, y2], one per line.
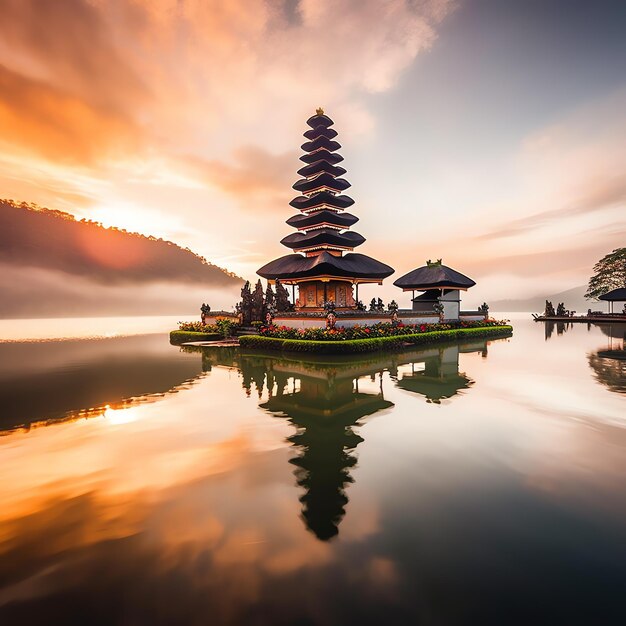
[585, 248, 626, 299]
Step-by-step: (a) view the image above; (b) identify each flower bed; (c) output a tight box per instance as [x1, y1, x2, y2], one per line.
[255, 319, 508, 342]
[239, 325, 513, 355]
[178, 321, 220, 333]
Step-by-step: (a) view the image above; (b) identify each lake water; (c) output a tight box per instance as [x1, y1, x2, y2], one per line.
[0, 315, 624, 625]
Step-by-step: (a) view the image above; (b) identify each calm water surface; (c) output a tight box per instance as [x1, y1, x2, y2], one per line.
[0, 316, 624, 625]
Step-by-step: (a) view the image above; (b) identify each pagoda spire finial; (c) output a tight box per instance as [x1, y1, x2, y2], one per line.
[315, 106, 324, 116]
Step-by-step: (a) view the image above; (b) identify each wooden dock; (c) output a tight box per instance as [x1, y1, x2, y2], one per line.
[533, 315, 626, 323]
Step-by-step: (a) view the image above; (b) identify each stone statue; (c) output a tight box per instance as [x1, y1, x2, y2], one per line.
[275, 279, 292, 312]
[265, 282, 275, 310]
[433, 301, 445, 322]
[251, 279, 265, 322]
[265, 302, 277, 326]
[200, 302, 211, 325]
[240, 281, 253, 325]
[326, 312, 337, 330]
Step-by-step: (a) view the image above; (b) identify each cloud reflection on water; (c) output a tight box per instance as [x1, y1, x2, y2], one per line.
[0, 321, 624, 624]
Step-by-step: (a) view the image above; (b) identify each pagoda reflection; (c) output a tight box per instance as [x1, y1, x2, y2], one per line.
[257, 358, 393, 541]
[194, 339, 492, 540]
[392, 342, 483, 403]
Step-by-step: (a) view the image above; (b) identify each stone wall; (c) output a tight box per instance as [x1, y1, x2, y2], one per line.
[273, 312, 441, 329]
[272, 309, 486, 329]
[202, 312, 239, 326]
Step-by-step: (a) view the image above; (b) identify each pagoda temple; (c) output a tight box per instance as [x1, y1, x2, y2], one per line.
[257, 108, 394, 310]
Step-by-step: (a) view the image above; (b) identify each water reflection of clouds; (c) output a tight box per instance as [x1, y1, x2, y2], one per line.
[0, 335, 206, 433]
[1, 324, 624, 624]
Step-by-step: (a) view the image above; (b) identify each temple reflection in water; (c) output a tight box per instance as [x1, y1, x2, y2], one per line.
[544, 320, 573, 340]
[259, 360, 393, 540]
[0, 334, 493, 541]
[587, 323, 626, 395]
[392, 342, 483, 403]
[197, 337, 492, 540]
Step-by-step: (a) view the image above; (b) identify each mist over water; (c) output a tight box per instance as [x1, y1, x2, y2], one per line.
[0, 264, 241, 319]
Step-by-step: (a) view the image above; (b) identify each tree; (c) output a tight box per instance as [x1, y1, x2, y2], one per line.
[585, 248, 626, 300]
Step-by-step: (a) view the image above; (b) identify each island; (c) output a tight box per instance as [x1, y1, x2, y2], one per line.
[171, 109, 512, 352]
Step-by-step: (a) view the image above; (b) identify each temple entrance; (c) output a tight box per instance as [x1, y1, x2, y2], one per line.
[295, 280, 355, 310]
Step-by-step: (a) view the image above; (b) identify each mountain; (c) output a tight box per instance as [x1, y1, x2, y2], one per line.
[0, 199, 239, 284]
[490, 285, 591, 313]
[0, 199, 242, 318]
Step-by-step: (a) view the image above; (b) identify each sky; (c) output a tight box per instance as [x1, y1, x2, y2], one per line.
[0, 0, 625, 305]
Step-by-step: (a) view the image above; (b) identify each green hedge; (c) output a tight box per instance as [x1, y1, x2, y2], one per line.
[169, 330, 222, 344]
[238, 326, 512, 354]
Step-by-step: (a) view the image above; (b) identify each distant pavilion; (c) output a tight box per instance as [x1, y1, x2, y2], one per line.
[598, 287, 626, 314]
[394, 259, 476, 320]
[257, 108, 394, 310]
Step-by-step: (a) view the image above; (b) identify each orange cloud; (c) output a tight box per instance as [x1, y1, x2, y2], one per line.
[0, 64, 141, 164]
[182, 147, 297, 209]
[0, 0, 458, 287]
[0, 0, 148, 113]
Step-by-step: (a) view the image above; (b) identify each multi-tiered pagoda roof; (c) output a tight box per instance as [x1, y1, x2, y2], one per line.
[257, 109, 394, 284]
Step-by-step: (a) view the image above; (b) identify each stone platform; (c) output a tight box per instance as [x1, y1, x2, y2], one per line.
[272, 310, 486, 330]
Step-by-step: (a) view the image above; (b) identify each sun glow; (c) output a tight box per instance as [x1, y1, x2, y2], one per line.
[103, 405, 140, 426]
[88, 203, 163, 235]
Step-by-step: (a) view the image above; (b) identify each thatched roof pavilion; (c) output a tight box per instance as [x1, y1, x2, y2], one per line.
[598, 287, 626, 314]
[393, 259, 476, 319]
[393, 260, 476, 291]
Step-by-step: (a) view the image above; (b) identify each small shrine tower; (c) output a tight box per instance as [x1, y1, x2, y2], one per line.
[257, 109, 394, 310]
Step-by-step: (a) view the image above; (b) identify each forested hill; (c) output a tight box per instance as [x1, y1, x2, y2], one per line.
[0, 199, 240, 285]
